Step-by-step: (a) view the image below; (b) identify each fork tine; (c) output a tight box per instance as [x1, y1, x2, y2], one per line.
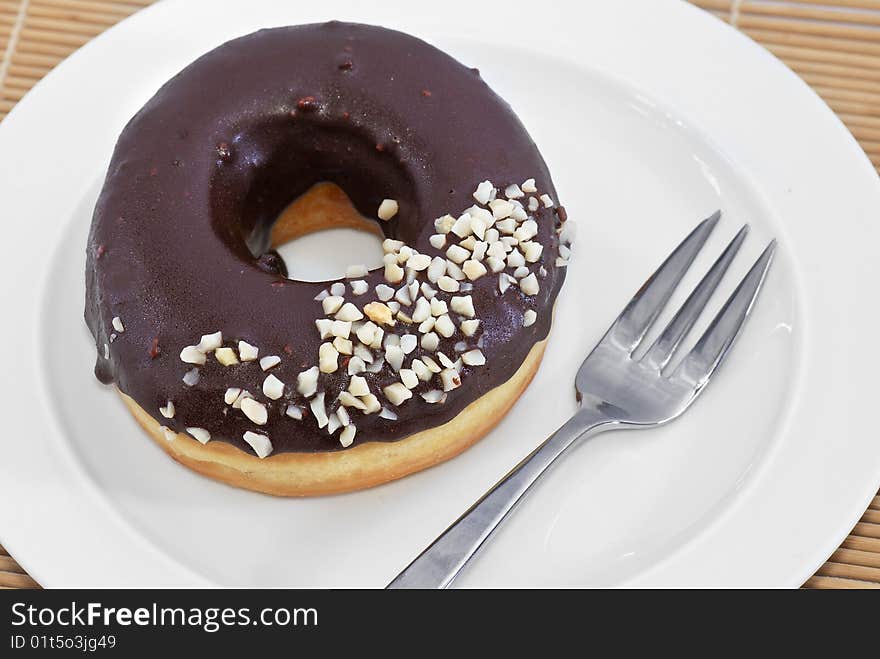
[642, 225, 749, 371]
[606, 210, 720, 352]
[673, 240, 777, 388]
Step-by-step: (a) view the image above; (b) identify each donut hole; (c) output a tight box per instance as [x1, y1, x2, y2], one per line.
[271, 182, 385, 282]
[209, 117, 416, 283]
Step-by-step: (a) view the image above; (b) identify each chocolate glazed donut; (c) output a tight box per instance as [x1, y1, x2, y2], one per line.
[84, 22, 573, 495]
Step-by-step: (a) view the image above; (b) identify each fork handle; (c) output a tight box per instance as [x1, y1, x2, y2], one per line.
[386, 406, 613, 589]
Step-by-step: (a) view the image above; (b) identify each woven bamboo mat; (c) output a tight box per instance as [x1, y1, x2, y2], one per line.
[0, 0, 879, 589]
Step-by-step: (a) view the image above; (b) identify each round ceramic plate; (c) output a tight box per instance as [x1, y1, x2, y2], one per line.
[1, 0, 878, 587]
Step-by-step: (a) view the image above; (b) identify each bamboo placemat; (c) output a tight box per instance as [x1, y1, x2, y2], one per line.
[1, 0, 879, 589]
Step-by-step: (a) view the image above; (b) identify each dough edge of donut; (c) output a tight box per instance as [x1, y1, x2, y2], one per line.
[119, 338, 547, 497]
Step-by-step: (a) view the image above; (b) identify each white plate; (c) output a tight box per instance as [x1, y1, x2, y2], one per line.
[1, 0, 878, 588]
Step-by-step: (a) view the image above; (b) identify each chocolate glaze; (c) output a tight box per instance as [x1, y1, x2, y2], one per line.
[84, 22, 567, 454]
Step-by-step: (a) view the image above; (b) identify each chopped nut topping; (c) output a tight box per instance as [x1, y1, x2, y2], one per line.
[377, 199, 399, 221]
[383, 238, 404, 253]
[486, 256, 505, 273]
[238, 341, 259, 361]
[451, 213, 473, 238]
[412, 359, 432, 381]
[440, 368, 462, 391]
[364, 301, 395, 326]
[338, 391, 367, 411]
[335, 302, 364, 322]
[159, 401, 175, 419]
[434, 314, 455, 338]
[297, 366, 319, 397]
[462, 349, 486, 366]
[379, 407, 398, 421]
[395, 285, 412, 306]
[241, 397, 268, 425]
[450, 295, 476, 318]
[361, 394, 382, 414]
[429, 297, 448, 317]
[523, 241, 543, 263]
[473, 180, 494, 205]
[528, 196, 540, 212]
[437, 276, 460, 293]
[180, 345, 206, 365]
[322, 295, 344, 315]
[383, 382, 413, 406]
[506, 249, 526, 268]
[243, 431, 273, 458]
[495, 218, 517, 235]
[505, 184, 525, 199]
[333, 336, 354, 355]
[400, 369, 418, 389]
[224, 388, 242, 405]
[421, 332, 440, 352]
[522, 178, 537, 193]
[319, 342, 339, 373]
[310, 392, 329, 428]
[375, 284, 395, 302]
[187, 427, 211, 444]
[399, 333, 418, 354]
[160, 426, 177, 442]
[412, 297, 431, 323]
[421, 390, 447, 404]
[520, 273, 540, 296]
[286, 405, 304, 420]
[331, 320, 352, 339]
[462, 260, 487, 281]
[407, 253, 432, 271]
[356, 320, 379, 345]
[197, 331, 221, 352]
[385, 344, 405, 371]
[354, 343, 374, 363]
[260, 355, 281, 371]
[348, 356, 367, 375]
[330, 282, 347, 297]
[434, 214, 455, 234]
[340, 424, 357, 447]
[384, 261, 405, 283]
[232, 389, 252, 409]
[316, 318, 334, 339]
[540, 194, 553, 208]
[446, 244, 470, 264]
[429, 234, 446, 250]
[460, 319, 481, 337]
[427, 256, 447, 282]
[182, 368, 200, 387]
[348, 375, 370, 397]
[489, 198, 514, 220]
[112, 316, 125, 333]
[524, 310, 537, 327]
[263, 374, 285, 400]
[215, 347, 239, 366]
[515, 219, 538, 242]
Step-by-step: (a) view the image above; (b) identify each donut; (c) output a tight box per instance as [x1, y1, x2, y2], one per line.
[84, 22, 574, 496]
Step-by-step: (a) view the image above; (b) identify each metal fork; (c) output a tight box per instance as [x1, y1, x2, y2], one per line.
[388, 211, 776, 588]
